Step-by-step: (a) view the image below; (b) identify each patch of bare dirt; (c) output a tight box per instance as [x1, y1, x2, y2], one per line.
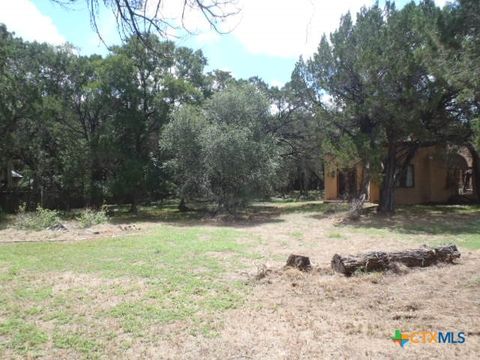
[0, 221, 156, 244]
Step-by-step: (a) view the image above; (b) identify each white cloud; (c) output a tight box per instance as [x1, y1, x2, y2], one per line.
[270, 80, 285, 88]
[195, 31, 221, 45]
[145, 0, 237, 36]
[231, 0, 370, 58]
[191, 0, 452, 59]
[0, 0, 65, 45]
[434, 0, 449, 7]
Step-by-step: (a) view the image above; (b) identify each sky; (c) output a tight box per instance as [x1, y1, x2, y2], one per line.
[0, 0, 449, 86]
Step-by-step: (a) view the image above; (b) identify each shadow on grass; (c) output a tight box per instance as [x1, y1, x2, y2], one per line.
[107, 200, 340, 228]
[344, 204, 480, 236]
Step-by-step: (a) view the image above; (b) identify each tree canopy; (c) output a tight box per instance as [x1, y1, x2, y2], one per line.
[1, 0, 479, 215]
[293, 0, 474, 213]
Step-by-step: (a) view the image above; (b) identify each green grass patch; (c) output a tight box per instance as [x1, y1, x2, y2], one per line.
[53, 332, 101, 355]
[271, 201, 342, 214]
[0, 318, 48, 354]
[0, 225, 253, 357]
[341, 204, 480, 249]
[327, 232, 346, 239]
[14, 285, 52, 301]
[400, 204, 480, 215]
[289, 231, 304, 239]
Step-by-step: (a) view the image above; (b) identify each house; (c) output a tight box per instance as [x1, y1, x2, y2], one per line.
[324, 145, 475, 204]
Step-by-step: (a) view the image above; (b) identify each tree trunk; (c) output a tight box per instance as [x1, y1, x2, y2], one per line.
[285, 254, 312, 271]
[379, 142, 397, 214]
[465, 142, 480, 202]
[331, 245, 460, 276]
[130, 192, 138, 214]
[178, 198, 189, 212]
[89, 151, 103, 209]
[359, 162, 371, 200]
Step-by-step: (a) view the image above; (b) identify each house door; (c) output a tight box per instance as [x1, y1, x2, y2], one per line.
[338, 170, 356, 199]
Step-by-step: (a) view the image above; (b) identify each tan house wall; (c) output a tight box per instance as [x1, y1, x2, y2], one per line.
[369, 181, 381, 203]
[394, 146, 455, 205]
[324, 165, 338, 201]
[325, 145, 465, 205]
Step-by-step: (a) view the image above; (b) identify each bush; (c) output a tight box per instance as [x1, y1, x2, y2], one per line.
[77, 208, 108, 228]
[16, 204, 62, 231]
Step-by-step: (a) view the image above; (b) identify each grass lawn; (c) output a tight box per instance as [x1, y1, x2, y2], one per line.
[343, 204, 480, 250]
[0, 225, 254, 358]
[0, 201, 479, 359]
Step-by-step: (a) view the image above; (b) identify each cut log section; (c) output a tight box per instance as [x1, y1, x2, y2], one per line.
[331, 244, 460, 276]
[285, 254, 312, 271]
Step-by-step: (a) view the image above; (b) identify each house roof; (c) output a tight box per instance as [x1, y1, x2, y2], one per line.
[11, 170, 23, 178]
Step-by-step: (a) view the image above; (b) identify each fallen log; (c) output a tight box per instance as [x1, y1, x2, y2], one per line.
[285, 254, 312, 271]
[331, 245, 460, 276]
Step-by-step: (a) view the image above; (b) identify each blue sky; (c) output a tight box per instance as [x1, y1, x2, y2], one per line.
[0, 0, 448, 86]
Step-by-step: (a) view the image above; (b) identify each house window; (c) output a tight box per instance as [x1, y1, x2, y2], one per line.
[396, 164, 414, 188]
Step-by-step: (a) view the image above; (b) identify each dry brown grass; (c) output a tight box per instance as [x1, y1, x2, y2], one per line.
[0, 221, 154, 244]
[1, 203, 479, 359]
[117, 210, 479, 359]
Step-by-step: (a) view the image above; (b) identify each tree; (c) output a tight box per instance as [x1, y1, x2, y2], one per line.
[162, 84, 281, 213]
[434, 0, 480, 200]
[0, 25, 211, 211]
[98, 35, 208, 211]
[295, 1, 471, 213]
[50, 0, 240, 43]
[0, 28, 79, 208]
[58, 54, 110, 207]
[251, 76, 327, 196]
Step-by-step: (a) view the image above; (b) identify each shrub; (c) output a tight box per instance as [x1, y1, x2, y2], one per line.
[77, 208, 108, 228]
[16, 204, 62, 231]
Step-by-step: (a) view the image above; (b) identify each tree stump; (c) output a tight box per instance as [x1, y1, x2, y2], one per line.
[285, 254, 312, 271]
[331, 245, 460, 276]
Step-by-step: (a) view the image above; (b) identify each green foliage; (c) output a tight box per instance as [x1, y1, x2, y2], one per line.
[295, 1, 473, 212]
[0, 28, 209, 211]
[77, 208, 109, 228]
[162, 84, 281, 213]
[1, 1, 479, 214]
[437, 0, 480, 105]
[201, 123, 279, 211]
[15, 205, 61, 231]
[161, 105, 208, 199]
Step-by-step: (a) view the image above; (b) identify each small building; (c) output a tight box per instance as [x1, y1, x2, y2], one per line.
[324, 145, 475, 205]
